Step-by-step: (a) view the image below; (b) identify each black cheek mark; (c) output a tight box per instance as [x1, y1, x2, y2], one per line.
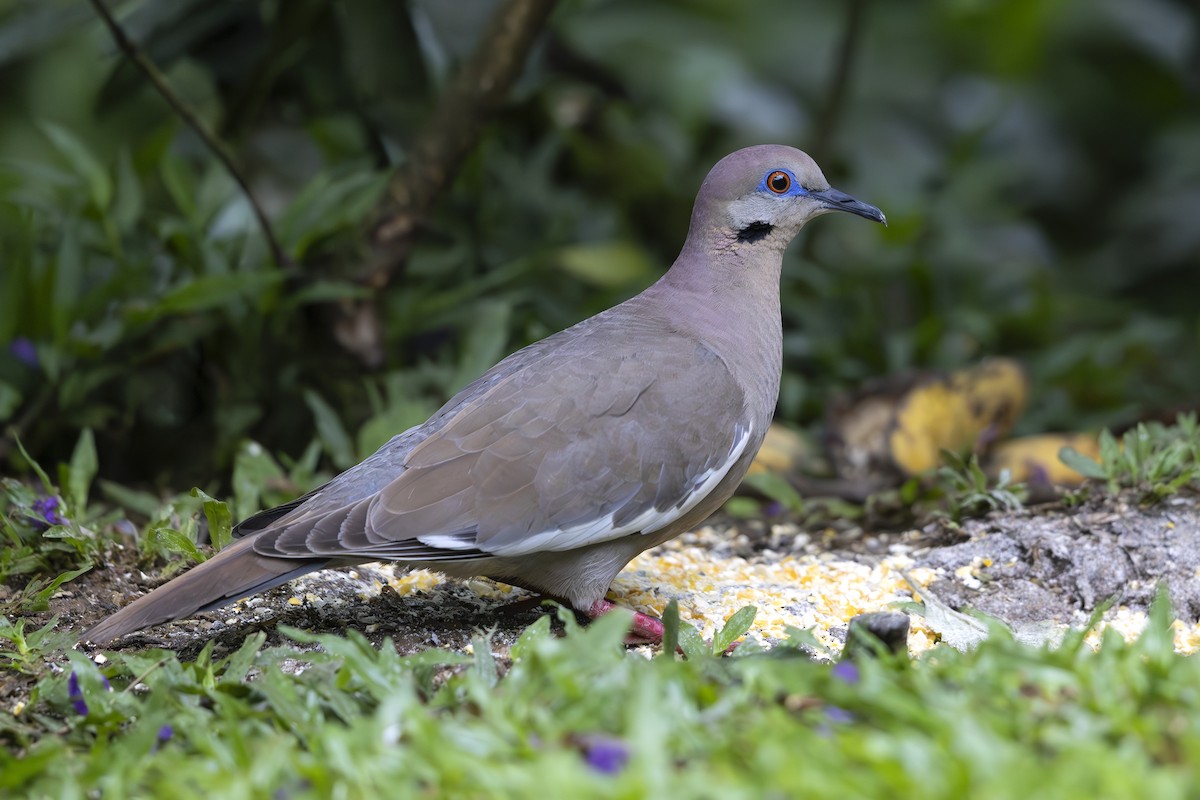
[736, 221, 774, 243]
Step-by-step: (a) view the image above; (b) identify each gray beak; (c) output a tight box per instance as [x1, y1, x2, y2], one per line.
[809, 187, 887, 225]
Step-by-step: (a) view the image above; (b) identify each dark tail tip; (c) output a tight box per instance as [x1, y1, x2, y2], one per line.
[81, 538, 325, 644]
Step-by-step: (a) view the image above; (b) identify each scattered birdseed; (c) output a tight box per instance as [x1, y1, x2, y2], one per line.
[1083, 608, 1200, 655]
[372, 524, 939, 655]
[608, 530, 940, 654]
[217, 518, 1200, 657]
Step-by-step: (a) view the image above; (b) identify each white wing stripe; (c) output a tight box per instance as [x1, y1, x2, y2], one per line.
[470, 426, 752, 557]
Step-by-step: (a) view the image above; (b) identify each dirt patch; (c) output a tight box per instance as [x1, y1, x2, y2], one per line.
[52, 558, 548, 663]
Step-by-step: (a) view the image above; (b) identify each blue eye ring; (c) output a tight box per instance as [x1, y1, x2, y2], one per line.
[758, 168, 808, 197]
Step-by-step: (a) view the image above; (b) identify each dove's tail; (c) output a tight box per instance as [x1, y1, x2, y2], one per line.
[81, 535, 327, 644]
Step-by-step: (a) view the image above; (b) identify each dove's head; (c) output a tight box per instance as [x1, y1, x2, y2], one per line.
[685, 144, 885, 255]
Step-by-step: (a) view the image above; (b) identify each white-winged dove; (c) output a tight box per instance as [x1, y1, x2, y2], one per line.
[84, 145, 885, 645]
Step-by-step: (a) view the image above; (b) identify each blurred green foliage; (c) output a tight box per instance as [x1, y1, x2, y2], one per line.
[0, 0, 1197, 489]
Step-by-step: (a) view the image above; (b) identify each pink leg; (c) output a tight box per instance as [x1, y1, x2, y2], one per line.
[493, 594, 665, 645]
[586, 599, 664, 644]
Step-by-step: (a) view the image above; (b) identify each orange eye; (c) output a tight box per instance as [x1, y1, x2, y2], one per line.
[766, 170, 791, 194]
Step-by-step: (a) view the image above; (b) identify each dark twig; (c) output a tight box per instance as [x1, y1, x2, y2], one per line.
[801, 0, 868, 262]
[86, 0, 292, 269]
[811, 0, 868, 165]
[332, 0, 556, 367]
[370, 0, 559, 286]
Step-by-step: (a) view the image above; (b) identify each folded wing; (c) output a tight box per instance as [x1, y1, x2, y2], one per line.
[249, 320, 749, 563]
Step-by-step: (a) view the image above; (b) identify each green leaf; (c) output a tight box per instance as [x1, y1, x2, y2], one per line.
[740, 471, 804, 514]
[152, 528, 207, 563]
[99, 480, 163, 518]
[722, 496, 761, 518]
[39, 121, 112, 211]
[470, 632, 500, 688]
[778, 625, 827, 657]
[510, 614, 552, 662]
[1139, 584, 1176, 665]
[111, 149, 144, 233]
[66, 428, 97, 518]
[191, 488, 233, 551]
[1098, 428, 1121, 473]
[304, 390, 356, 470]
[557, 241, 655, 288]
[356, 399, 430, 460]
[232, 441, 287, 522]
[713, 605, 756, 654]
[160, 154, 197, 221]
[1058, 446, 1106, 479]
[281, 280, 371, 309]
[278, 169, 389, 256]
[0, 380, 21, 422]
[452, 300, 512, 389]
[676, 616, 708, 661]
[152, 271, 284, 317]
[218, 632, 267, 685]
[915, 582, 992, 652]
[661, 599, 681, 657]
[20, 563, 92, 613]
[13, 436, 53, 494]
[51, 225, 83, 343]
[899, 477, 922, 505]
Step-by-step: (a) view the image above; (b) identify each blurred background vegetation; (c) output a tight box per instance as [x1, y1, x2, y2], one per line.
[0, 0, 1197, 492]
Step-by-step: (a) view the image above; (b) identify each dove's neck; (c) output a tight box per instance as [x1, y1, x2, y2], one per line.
[639, 231, 787, 424]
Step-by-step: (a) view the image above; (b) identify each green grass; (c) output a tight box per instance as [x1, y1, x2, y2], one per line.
[2, 601, 1198, 798]
[1061, 414, 1200, 502]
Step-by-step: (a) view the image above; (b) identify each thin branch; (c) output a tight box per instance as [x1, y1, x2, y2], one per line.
[86, 0, 292, 270]
[336, 0, 557, 367]
[369, 0, 559, 286]
[811, 0, 868, 166]
[802, 0, 869, 262]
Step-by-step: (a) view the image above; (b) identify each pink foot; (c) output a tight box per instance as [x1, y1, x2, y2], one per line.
[493, 595, 665, 645]
[586, 600, 740, 655]
[586, 599, 664, 645]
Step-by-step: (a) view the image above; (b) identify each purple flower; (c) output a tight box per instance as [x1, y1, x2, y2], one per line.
[68, 671, 88, 716]
[154, 724, 174, 751]
[824, 705, 855, 725]
[581, 736, 629, 775]
[832, 660, 860, 684]
[9, 337, 38, 369]
[820, 661, 861, 731]
[763, 501, 784, 517]
[29, 495, 66, 531]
